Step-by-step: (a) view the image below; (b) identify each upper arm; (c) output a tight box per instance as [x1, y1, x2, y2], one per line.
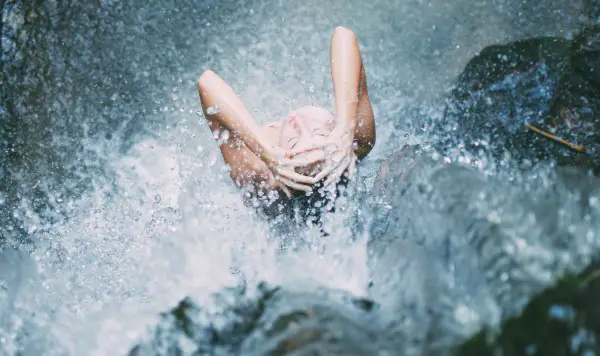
[354, 67, 376, 159]
[197, 70, 281, 193]
[215, 131, 279, 194]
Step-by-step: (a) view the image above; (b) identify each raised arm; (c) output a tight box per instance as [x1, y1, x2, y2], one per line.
[198, 70, 276, 162]
[330, 26, 375, 159]
[197, 70, 317, 196]
[287, 27, 376, 186]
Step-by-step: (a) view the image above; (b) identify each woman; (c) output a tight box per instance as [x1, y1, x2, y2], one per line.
[196, 26, 375, 206]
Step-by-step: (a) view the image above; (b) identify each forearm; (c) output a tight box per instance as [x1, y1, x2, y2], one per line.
[330, 26, 362, 139]
[197, 70, 274, 160]
[225, 145, 278, 192]
[205, 111, 278, 194]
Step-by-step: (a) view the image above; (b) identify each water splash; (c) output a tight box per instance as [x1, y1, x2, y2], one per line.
[0, 0, 589, 354]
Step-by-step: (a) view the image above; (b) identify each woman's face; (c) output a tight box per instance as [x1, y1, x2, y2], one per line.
[278, 106, 334, 176]
[278, 106, 334, 151]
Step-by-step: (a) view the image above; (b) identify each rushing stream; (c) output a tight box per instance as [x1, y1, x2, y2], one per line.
[0, 0, 594, 354]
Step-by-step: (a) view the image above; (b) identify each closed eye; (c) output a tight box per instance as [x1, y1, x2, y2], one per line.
[288, 137, 299, 148]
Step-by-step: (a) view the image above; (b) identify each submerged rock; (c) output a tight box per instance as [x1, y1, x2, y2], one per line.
[366, 145, 600, 354]
[456, 260, 600, 355]
[129, 283, 396, 355]
[442, 25, 600, 173]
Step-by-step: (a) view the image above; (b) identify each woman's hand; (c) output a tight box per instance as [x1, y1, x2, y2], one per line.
[286, 125, 358, 187]
[262, 146, 323, 197]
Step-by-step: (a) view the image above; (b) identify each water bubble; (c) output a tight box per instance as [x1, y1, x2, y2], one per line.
[206, 105, 220, 115]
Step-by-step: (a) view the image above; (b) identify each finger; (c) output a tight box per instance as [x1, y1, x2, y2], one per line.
[286, 142, 338, 157]
[313, 161, 341, 182]
[279, 177, 312, 192]
[288, 151, 326, 166]
[324, 159, 350, 187]
[312, 149, 345, 180]
[278, 182, 292, 198]
[276, 168, 316, 184]
[348, 155, 357, 178]
[325, 156, 352, 186]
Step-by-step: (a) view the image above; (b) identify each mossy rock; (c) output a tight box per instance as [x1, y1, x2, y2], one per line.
[129, 283, 391, 356]
[455, 261, 600, 355]
[443, 25, 600, 173]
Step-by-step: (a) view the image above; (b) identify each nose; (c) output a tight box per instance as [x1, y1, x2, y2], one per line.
[289, 112, 311, 135]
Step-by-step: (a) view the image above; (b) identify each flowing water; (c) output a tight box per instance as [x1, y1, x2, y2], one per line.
[0, 0, 590, 354]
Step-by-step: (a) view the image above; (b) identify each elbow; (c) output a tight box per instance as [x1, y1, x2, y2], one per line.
[197, 69, 217, 90]
[334, 26, 356, 38]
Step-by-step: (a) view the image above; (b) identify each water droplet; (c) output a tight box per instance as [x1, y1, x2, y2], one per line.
[221, 129, 230, 142]
[154, 194, 161, 204]
[196, 111, 204, 117]
[0, 192, 5, 205]
[587, 230, 595, 242]
[206, 105, 220, 115]
[487, 211, 501, 223]
[308, 84, 315, 93]
[519, 159, 532, 170]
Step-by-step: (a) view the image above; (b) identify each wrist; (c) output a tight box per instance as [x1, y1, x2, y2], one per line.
[259, 144, 281, 166]
[332, 122, 355, 141]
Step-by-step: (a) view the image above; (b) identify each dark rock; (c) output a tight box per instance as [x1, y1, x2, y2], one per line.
[129, 283, 397, 356]
[441, 25, 600, 173]
[585, 0, 600, 22]
[455, 261, 600, 355]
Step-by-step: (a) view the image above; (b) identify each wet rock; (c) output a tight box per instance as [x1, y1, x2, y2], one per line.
[368, 145, 503, 352]
[442, 25, 600, 173]
[455, 260, 600, 355]
[585, 0, 600, 22]
[129, 283, 397, 356]
[366, 145, 600, 354]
